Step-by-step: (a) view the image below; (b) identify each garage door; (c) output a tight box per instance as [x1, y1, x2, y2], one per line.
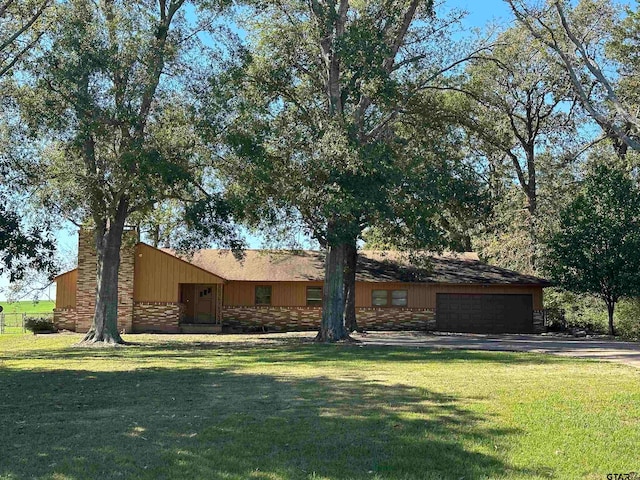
[436, 294, 533, 333]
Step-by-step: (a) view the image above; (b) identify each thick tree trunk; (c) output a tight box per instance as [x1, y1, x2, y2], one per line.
[316, 242, 350, 342]
[343, 242, 358, 333]
[82, 206, 128, 345]
[606, 300, 616, 337]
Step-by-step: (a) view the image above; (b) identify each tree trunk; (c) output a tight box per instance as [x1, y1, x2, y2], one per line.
[343, 241, 358, 332]
[316, 242, 350, 342]
[151, 224, 160, 248]
[82, 205, 128, 344]
[606, 299, 616, 337]
[525, 146, 538, 272]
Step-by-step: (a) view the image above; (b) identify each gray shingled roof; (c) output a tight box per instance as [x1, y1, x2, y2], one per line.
[164, 248, 550, 286]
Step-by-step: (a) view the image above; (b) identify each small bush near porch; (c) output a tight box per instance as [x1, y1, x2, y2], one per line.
[0, 334, 638, 480]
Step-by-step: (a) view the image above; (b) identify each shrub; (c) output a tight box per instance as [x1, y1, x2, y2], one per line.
[24, 317, 57, 334]
[616, 299, 640, 340]
[544, 288, 640, 338]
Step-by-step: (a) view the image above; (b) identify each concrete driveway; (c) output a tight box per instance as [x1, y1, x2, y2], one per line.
[351, 331, 640, 368]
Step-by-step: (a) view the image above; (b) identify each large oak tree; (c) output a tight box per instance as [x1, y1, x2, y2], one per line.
[462, 25, 579, 271]
[203, 0, 486, 340]
[17, 0, 240, 344]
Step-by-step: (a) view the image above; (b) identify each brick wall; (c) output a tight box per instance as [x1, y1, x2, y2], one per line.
[53, 308, 77, 331]
[75, 229, 137, 333]
[75, 230, 95, 332]
[118, 235, 136, 333]
[533, 310, 546, 333]
[357, 308, 436, 331]
[221, 306, 437, 332]
[133, 302, 183, 333]
[222, 306, 321, 331]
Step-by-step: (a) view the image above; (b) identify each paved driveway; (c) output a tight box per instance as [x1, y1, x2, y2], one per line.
[351, 331, 640, 367]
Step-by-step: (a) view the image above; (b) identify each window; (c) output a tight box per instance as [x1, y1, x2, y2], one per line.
[255, 285, 272, 305]
[372, 289, 408, 307]
[391, 290, 408, 307]
[372, 290, 388, 306]
[306, 287, 323, 306]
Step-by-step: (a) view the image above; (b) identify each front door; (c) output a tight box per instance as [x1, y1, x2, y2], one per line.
[195, 285, 217, 323]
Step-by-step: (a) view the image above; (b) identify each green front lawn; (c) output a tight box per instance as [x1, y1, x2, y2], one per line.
[0, 334, 638, 480]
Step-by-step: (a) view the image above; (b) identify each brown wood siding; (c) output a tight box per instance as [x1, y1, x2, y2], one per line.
[224, 281, 324, 306]
[355, 282, 543, 310]
[55, 270, 78, 309]
[134, 244, 224, 303]
[224, 281, 543, 309]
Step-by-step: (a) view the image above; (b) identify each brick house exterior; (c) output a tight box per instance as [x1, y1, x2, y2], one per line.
[54, 230, 550, 334]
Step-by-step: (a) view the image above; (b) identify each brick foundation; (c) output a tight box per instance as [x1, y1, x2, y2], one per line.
[357, 308, 436, 331]
[53, 308, 77, 331]
[222, 306, 321, 331]
[222, 306, 437, 332]
[533, 310, 546, 333]
[133, 302, 184, 333]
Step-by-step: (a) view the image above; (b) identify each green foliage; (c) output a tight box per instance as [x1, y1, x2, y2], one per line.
[545, 288, 640, 339]
[546, 162, 640, 298]
[508, 0, 640, 154]
[0, 0, 53, 78]
[463, 24, 581, 273]
[0, 202, 56, 282]
[24, 316, 56, 333]
[607, 2, 640, 97]
[1, 1, 58, 282]
[544, 288, 609, 334]
[615, 298, 640, 339]
[13, 0, 240, 245]
[205, 2, 485, 252]
[545, 161, 640, 334]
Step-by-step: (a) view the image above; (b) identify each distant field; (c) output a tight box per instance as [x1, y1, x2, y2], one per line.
[0, 301, 55, 334]
[0, 300, 55, 314]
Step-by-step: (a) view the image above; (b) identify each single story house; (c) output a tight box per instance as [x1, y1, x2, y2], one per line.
[53, 230, 550, 334]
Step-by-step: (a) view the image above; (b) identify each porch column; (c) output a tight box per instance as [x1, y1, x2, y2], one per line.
[216, 284, 223, 323]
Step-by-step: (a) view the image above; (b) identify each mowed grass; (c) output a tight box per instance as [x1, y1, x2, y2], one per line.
[1, 334, 639, 480]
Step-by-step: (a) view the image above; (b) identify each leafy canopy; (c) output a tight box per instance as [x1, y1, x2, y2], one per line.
[546, 161, 640, 304]
[204, 1, 485, 250]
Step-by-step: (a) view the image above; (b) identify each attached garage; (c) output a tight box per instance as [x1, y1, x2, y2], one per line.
[436, 293, 534, 334]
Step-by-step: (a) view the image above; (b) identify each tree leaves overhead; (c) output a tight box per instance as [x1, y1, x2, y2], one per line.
[16, 0, 240, 240]
[507, 0, 640, 156]
[0, 202, 56, 282]
[203, 0, 486, 251]
[0, 0, 53, 78]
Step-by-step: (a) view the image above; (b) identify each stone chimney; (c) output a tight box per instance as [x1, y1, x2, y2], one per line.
[75, 229, 137, 333]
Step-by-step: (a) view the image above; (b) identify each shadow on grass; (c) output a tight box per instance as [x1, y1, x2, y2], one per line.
[0, 338, 571, 367]
[0, 363, 549, 480]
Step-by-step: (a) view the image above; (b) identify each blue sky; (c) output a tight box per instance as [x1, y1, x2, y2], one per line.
[0, 0, 515, 302]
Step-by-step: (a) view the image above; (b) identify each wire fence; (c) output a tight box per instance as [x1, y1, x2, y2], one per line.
[0, 312, 55, 334]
